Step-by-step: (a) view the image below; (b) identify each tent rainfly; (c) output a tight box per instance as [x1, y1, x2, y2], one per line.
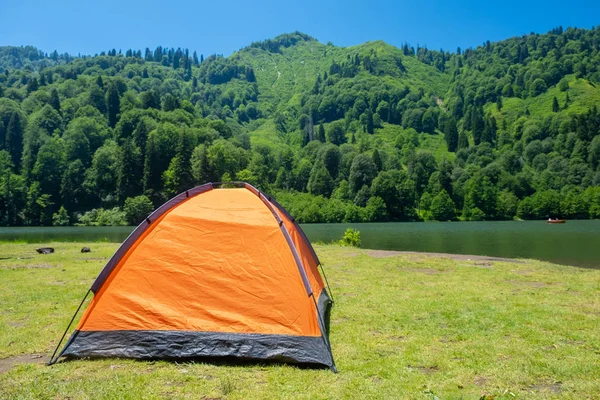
[49, 182, 335, 371]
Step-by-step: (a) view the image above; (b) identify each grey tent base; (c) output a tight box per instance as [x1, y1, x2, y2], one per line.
[60, 330, 334, 369]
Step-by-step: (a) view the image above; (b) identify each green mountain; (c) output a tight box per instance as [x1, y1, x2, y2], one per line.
[0, 28, 599, 226]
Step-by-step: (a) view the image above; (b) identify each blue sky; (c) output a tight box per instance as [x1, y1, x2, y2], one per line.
[1, 0, 599, 56]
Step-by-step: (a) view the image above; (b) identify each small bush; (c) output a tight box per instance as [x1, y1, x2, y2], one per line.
[52, 206, 70, 226]
[77, 207, 127, 226]
[339, 228, 361, 247]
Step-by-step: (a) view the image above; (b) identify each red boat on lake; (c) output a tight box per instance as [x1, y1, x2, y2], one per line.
[547, 219, 566, 224]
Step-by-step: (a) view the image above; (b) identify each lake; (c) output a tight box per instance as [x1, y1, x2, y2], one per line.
[0, 221, 598, 269]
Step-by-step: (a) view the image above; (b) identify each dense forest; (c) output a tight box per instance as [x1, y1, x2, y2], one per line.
[1, 27, 600, 226]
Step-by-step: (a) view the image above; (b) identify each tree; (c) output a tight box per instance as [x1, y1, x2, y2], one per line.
[430, 189, 455, 220]
[482, 116, 497, 145]
[143, 132, 162, 198]
[61, 160, 86, 212]
[530, 78, 548, 97]
[458, 131, 469, 149]
[105, 83, 120, 128]
[117, 138, 142, 201]
[5, 111, 23, 170]
[191, 144, 213, 184]
[471, 106, 484, 145]
[365, 196, 387, 221]
[326, 121, 346, 145]
[365, 109, 374, 134]
[372, 149, 383, 171]
[349, 154, 377, 193]
[32, 136, 66, 206]
[52, 206, 70, 226]
[140, 90, 161, 109]
[26, 77, 38, 94]
[123, 195, 154, 225]
[558, 78, 569, 92]
[318, 144, 341, 179]
[49, 88, 61, 112]
[307, 161, 334, 197]
[370, 169, 416, 219]
[443, 117, 459, 152]
[316, 124, 326, 142]
[87, 140, 120, 205]
[163, 129, 194, 195]
[421, 108, 438, 134]
[552, 96, 559, 113]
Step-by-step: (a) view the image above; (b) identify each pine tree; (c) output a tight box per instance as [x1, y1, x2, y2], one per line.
[552, 96, 559, 112]
[49, 88, 61, 112]
[458, 131, 469, 149]
[0, 121, 4, 150]
[26, 77, 39, 94]
[105, 83, 120, 128]
[164, 130, 194, 194]
[482, 116, 497, 145]
[143, 132, 161, 195]
[372, 149, 383, 171]
[316, 124, 326, 142]
[118, 138, 142, 201]
[471, 106, 484, 145]
[496, 96, 503, 111]
[443, 117, 459, 152]
[5, 111, 23, 170]
[95, 75, 104, 89]
[564, 93, 570, 109]
[366, 109, 374, 134]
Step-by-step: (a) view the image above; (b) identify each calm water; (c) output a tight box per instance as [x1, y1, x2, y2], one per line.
[0, 221, 598, 268]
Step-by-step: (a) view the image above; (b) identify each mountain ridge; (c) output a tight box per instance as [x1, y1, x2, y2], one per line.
[0, 27, 599, 225]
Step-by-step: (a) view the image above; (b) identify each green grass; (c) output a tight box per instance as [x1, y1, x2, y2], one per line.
[1, 242, 599, 399]
[486, 75, 600, 128]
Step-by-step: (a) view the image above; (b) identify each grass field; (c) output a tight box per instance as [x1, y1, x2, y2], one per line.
[1, 242, 599, 399]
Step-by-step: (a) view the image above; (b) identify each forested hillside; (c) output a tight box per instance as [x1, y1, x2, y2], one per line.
[1, 27, 600, 226]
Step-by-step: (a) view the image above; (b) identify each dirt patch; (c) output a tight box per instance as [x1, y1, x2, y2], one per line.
[367, 249, 525, 263]
[507, 280, 552, 288]
[0, 354, 47, 374]
[407, 365, 439, 375]
[473, 261, 493, 269]
[332, 317, 348, 324]
[7, 320, 26, 328]
[9, 263, 55, 270]
[513, 269, 535, 275]
[527, 382, 562, 394]
[474, 376, 489, 386]
[406, 268, 444, 275]
[389, 335, 405, 342]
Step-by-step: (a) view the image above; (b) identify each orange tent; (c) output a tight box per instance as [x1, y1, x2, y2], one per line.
[50, 182, 335, 370]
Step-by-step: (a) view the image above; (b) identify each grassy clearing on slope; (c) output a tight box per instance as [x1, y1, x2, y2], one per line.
[1, 243, 599, 399]
[486, 76, 600, 127]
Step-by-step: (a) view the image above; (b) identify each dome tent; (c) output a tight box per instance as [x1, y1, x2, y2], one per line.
[49, 182, 335, 371]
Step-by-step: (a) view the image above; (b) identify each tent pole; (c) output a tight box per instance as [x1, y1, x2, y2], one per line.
[318, 263, 334, 303]
[47, 289, 91, 366]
